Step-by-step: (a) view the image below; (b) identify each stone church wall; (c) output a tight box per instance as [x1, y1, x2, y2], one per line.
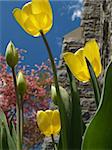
[58, 0, 112, 123]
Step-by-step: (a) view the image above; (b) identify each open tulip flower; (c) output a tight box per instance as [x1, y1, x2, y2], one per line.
[13, 0, 53, 37]
[37, 110, 61, 136]
[63, 39, 102, 82]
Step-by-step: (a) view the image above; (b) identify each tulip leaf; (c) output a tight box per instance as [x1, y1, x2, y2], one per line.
[51, 84, 70, 149]
[9, 119, 17, 146]
[58, 134, 62, 150]
[0, 110, 16, 150]
[82, 61, 112, 149]
[55, 89, 70, 150]
[66, 65, 85, 149]
[57, 99, 69, 149]
[0, 121, 9, 150]
[86, 58, 101, 107]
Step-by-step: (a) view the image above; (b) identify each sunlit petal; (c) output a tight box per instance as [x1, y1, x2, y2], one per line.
[37, 110, 52, 136]
[52, 110, 61, 135]
[63, 49, 90, 82]
[84, 39, 100, 62]
[37, 110, 61, 136]
[22, 2, 32, 15]
[32, 0, 52, 19]
[13, 0, 53, 36]
[13, 8, 28, 28]
[24, 15, 40, 36]
[63, 39, 102, 82]
[84, 39, 102, 77]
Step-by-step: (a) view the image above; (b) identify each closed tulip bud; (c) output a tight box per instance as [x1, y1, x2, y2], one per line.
[5, 41, 18, 68]
[51, 85, 69, 104]
[51, 85, 70, 114]
[17, 71, 27, 96]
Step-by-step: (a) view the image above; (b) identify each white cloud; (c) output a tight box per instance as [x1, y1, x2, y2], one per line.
[67, 1, 83, 21]
[79, 0, 83, 2]
[71, 10, 82, 21]
[59, 1, 83, 22]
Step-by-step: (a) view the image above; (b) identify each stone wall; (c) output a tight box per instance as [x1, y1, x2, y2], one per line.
[82, 0, 101, 42]
[58, 0, 112, 123]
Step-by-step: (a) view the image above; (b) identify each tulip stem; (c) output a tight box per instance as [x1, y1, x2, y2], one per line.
[11, 67, 22, 150]
[20, 94, 24, 143]
[51, 134, 57, 150]
[40, 30, 68, 149]
[39, 30, 59, 96]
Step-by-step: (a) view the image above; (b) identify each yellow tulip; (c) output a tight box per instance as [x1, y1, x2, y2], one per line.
[37, 110, 61, 136]
[63, 39, 102, 82]
[13, 0, 53, 37]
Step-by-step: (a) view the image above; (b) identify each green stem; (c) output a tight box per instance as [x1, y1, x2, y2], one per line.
[40, 30, 68, 149]
[20, 95, 24, 142]
[51, 134, 57, 150]
[66, 65, 84, 149]
[11, 67, 22, 150]
[39, 30, 59, 94]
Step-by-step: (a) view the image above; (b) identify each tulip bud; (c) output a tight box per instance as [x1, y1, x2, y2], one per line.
[5, 41, 18, 68]
[51, 85, 70, 113]
[17, 71, 27, 96]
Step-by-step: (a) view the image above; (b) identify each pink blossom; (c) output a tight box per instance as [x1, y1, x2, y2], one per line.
[0, 51, 53, 148]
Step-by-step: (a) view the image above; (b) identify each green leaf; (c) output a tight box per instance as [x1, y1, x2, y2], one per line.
[51, 84, 69, 149]
[82, 61, 112, 150]
[66, 65, 85, 149]
[51, 85, 70, 150]
[86, 58, 101, 107]
[52, 85, 70, 150]
[0, 110, 16, 150]
[0, 121, 9, 150]
[58, 135, 62, 150]
[9, 120, 17, 146]
[57, 99, 69, 149]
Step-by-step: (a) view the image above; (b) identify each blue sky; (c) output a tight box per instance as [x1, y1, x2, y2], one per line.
[0, 0, 82, 66]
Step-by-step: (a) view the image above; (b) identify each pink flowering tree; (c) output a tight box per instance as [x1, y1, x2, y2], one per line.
[0, 49, 53, 149]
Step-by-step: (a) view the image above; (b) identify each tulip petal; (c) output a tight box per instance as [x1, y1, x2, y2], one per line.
[32, 0, 53, 33]
[24, 15, 40, 37]
[63, 50, 90, 82]
[84, 39, 100, 62]
[22, 2, 32, 15]
[34, 13, 52, 33]
[13, 8, 35, 36]
[32, 0, 52, 19]
[13, 8, 28, 28]
[84, 39, 102, 77]
[92, 58, 102, 77]
[52, 110, 61, 135]
[37, 110, 52, 136]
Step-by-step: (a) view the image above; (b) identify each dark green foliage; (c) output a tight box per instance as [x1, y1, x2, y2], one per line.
[0, 110, 16, 150]
[82, 62, 112, 149]
[66, 66, 85, 150]
[86, 58, 101, 107]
